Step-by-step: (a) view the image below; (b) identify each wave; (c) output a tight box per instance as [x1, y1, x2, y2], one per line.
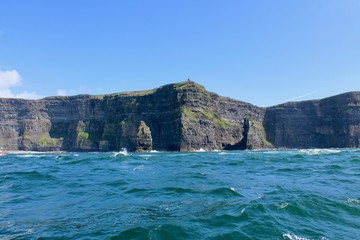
[277, 167, 307, 173]
[283, 233, 310, 240]
[61, 157, 95, 165]
[0, 229, 34, 240]
[16, 154, 49, 158]
[109, 227, 149, 240]
[194, 148, 206, 152]
[163, 187, 198, 195]
[138, 154, 152, 159]
[124, 187, 149, 194]
[346, 198, 360, 205]
[126, 186, 244, 197]
[277, 202, 289, 209]
[132, 165, 145, 171]
[259, 150, 287, 154]
[111, 148, 129, 158]
[299, 149, 342, 155]
[7, 170, 56, 181]
[109, 224, 193, 240]
[350, 156, 360, 163]
[105, 179, 128, 187]
[55, 155, 74, 160]
[283, 233, 328, 240]
[218, 151, 235, 155]
[208, 187, 243, 197]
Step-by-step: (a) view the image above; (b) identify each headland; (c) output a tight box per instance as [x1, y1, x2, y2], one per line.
[0, 81, 359, 151]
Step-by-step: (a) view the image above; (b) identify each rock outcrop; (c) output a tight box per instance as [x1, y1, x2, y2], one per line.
[136, 121, 152, 152]
[0, 81, 359, 151]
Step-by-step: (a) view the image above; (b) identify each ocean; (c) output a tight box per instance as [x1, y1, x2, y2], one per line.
[0, 149, 359, 240]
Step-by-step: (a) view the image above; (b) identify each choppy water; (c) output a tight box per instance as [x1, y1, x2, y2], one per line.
[1, 149, 359, 240]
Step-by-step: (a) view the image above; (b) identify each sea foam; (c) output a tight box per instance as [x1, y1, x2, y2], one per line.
[299, 149, 341, 155]
[283, 233, 310, 240]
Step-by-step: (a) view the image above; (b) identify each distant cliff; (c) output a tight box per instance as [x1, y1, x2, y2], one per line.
[0, 81, 359, 151]
[264, 91, 360, 148]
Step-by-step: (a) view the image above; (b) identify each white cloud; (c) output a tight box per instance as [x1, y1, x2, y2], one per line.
[0, 69, 22, 89]
[0, 69, 42, 99]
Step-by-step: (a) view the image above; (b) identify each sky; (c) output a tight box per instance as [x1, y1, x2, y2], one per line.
[0, 0, 359, 106]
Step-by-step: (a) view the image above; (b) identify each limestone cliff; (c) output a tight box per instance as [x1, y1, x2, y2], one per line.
[175, 81, 269, 151]
[264, 91, 360, 148]
[0, 81, 359, 151]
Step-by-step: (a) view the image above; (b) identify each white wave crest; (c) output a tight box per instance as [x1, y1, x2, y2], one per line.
[283, 233, 328, 240]
[283, 233, 310, 240]
[112, 148, 129, 157]
[132, 165, 144, 171]
[299, 149, 341, 155]
[278, 202, 289, 209]
[194, 148, 206, 152]
[346, 198, 360, 205]
[218, 151, 236, 155]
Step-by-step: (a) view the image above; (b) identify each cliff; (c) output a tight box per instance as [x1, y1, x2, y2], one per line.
[264, 91, 360, 148]
[0, 81, 359, 151]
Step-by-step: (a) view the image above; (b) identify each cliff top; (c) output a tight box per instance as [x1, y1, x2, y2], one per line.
[269, 91, 360, 108]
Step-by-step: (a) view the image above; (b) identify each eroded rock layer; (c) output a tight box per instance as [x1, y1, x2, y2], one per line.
[0, 81, 359, 151]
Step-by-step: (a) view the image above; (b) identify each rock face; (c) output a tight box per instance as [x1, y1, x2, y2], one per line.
[136, 121, 152, 152]
[0, 81, 359, 151]
[263, 92, 360, 148]
[176, 81, 269, 151]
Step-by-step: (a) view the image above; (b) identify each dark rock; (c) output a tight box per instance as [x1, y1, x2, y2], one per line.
[0, 81, 359, 151]
[263, 92, 360, 148]
[136, 121, 152, 152]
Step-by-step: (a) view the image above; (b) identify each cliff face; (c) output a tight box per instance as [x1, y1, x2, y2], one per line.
[43, 84, 183, 152]
[175, 82, 270, 151]
[264, 92, 360, 148]
[0, 99, 62, 151]
[0, 81, 359, 151]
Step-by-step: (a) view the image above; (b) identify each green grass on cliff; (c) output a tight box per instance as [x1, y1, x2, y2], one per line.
[245, 115, 273, 148]
[107, 89, 156, 97]
[201, 110, 231, 129]
[181, 108, 196, 120]
[214, 118, 231, 129]
[181, 107, 231, 129]
[95, 80, 207, 99]
[77, 131, 89, 140]
[175, 81, 204, 89]
[39, 134, 60, 147]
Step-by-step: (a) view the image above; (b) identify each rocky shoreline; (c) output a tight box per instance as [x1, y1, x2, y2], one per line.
[0, 81, 359, 152]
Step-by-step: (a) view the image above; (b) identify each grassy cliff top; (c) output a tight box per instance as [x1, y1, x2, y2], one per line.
[104, 80, 206, 98]
[42, 80, 206, 101]
[18, 81, 360, 106]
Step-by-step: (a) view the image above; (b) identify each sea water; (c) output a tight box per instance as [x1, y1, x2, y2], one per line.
[0, 149, 359, 239]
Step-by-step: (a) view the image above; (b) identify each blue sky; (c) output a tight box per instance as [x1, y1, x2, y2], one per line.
[0, 0, 359, 106]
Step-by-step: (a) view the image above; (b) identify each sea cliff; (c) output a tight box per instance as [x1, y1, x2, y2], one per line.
[0, 81, 359, 151]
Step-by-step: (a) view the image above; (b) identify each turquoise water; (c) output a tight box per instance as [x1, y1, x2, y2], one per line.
[0, 149, 359, 240]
